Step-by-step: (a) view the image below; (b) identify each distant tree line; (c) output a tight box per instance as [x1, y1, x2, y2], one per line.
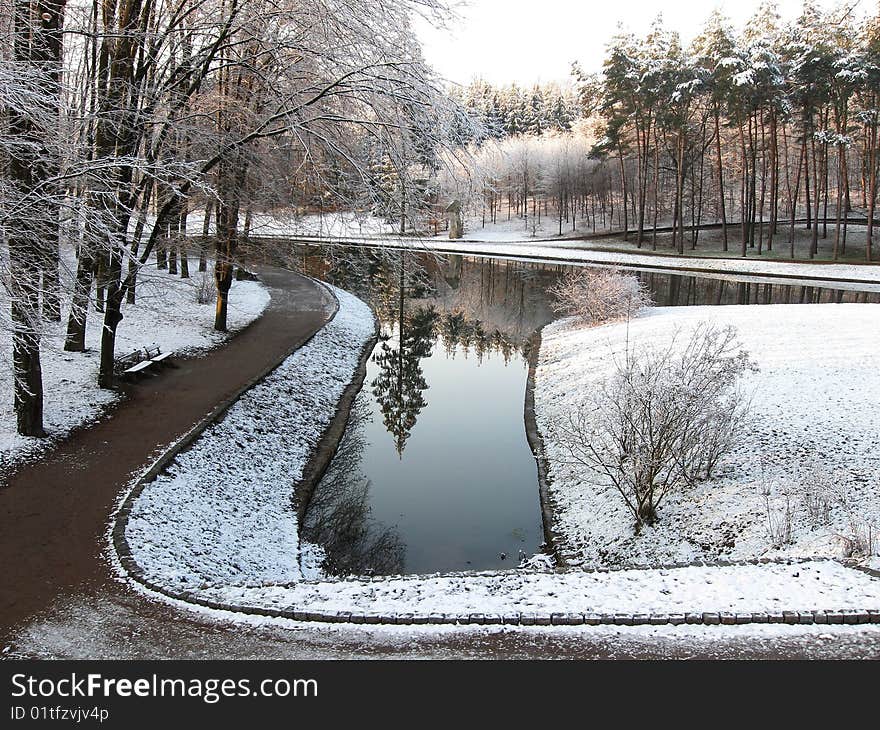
[449, 79, 580, 142]
[447, 3, 880, 263]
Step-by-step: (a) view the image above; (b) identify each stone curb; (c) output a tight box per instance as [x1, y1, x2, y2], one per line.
[126, 578, 880, 628]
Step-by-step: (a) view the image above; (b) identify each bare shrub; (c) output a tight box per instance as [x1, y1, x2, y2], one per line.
[837, 519, 877, 559]
[195, 270, 215, 305]
[830, 476, 878, 558]
[760, 478, 794, 548]
[549, 268, 653, 326]
[764, 495, 794, 548]
[797, 460, 839, 527]
[791, 460, 877, 558]
[550, 323, 756, 532]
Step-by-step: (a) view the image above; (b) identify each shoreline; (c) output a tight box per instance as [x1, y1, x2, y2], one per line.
[523, 327, 565, 566]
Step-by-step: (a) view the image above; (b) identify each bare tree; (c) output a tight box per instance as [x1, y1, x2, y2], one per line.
[549, 323, 755, 532]
[1, 0, 470, 438]
[549, 267, 652, 326]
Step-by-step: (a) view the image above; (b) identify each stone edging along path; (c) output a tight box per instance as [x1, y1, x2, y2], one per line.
[111, 282, 880, 630]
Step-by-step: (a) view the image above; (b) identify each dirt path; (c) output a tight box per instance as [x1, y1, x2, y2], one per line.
[0, 268, 334, 642]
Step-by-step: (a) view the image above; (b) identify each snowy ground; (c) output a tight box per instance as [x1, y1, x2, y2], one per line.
[0, 254, 269, 470]
[9, 585, 880, 658]
[184, 210, 397, 239]
[122, 286, 376, 592]
[178, 208, 880, 287]
[197, 559, 880, 618]
[439, 213, 875, 254]
[535, 304, 880, 568]
[439, 213, 600, 242]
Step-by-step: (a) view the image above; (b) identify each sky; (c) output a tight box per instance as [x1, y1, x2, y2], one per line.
[416, 0, 871, 86]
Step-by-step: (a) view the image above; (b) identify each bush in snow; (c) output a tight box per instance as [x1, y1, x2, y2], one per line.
[837, 518, 878, 559]
[760, 478, 794, 549]
[195, 270, 215, 305]
[549, 268, 652, 326]
[550, 323, 755, 532]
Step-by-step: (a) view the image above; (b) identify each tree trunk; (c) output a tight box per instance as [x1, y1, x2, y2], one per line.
[679, 147, 686, 255]
[618, 147, 628, 240]
[810, 128, 820, 258]
[64, 251, 94, 351]
[213, 156, 245, 331]
[34, 0, 67, 323]
[738, 118, 749, 257]
[867, 117, 877, 262]
[94, 0, 149, 388]
[7, 0, 63, 435]
[790, 138, 804, 260]
[199, 201, 212, 272]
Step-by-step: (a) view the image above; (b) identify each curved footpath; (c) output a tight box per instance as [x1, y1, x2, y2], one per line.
[0, 269, 335, 643]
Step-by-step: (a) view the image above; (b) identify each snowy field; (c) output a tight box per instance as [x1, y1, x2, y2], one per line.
[434, 213, 600, 242]
[0, 255, 269, 470]
[122, 286, 376, 592]
[535, 304, 880, 568]
[184, 210, 397, 239]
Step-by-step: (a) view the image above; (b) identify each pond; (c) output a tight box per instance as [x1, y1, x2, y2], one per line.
[293, 246, 879, 576]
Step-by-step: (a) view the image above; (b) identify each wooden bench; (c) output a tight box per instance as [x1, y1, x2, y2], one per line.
[115, 349, 144, 376]
[150, 351, 174, 366]
[116, 344, 175, 381]
[142, 343, 176, 368]
[122, 360, 154, 378]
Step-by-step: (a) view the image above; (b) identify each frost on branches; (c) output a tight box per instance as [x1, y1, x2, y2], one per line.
[549, 324, 755, 532]
[1, 0, 470, 437]
[549, 268, 652, 326]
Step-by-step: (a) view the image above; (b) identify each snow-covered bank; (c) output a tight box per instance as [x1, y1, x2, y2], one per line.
[535, 304, 880, 568]
[122, 286, 375, 592]
[177, 207, 880, 289]
[0, 261, 269, 469]
[158, 558, 880, 622]
[374, 237, 880, 290]
[116, 293, 879, 627]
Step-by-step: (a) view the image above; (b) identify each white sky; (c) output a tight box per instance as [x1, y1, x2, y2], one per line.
[416, 0, 871, 86]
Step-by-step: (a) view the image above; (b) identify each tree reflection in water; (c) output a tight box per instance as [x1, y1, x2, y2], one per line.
[371, 305, 439, 456]
[301, 398, 405, 576]
[438, 311, 522, 364]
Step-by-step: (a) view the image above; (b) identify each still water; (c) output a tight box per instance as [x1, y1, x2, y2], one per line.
[296, 247, 878, 576]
